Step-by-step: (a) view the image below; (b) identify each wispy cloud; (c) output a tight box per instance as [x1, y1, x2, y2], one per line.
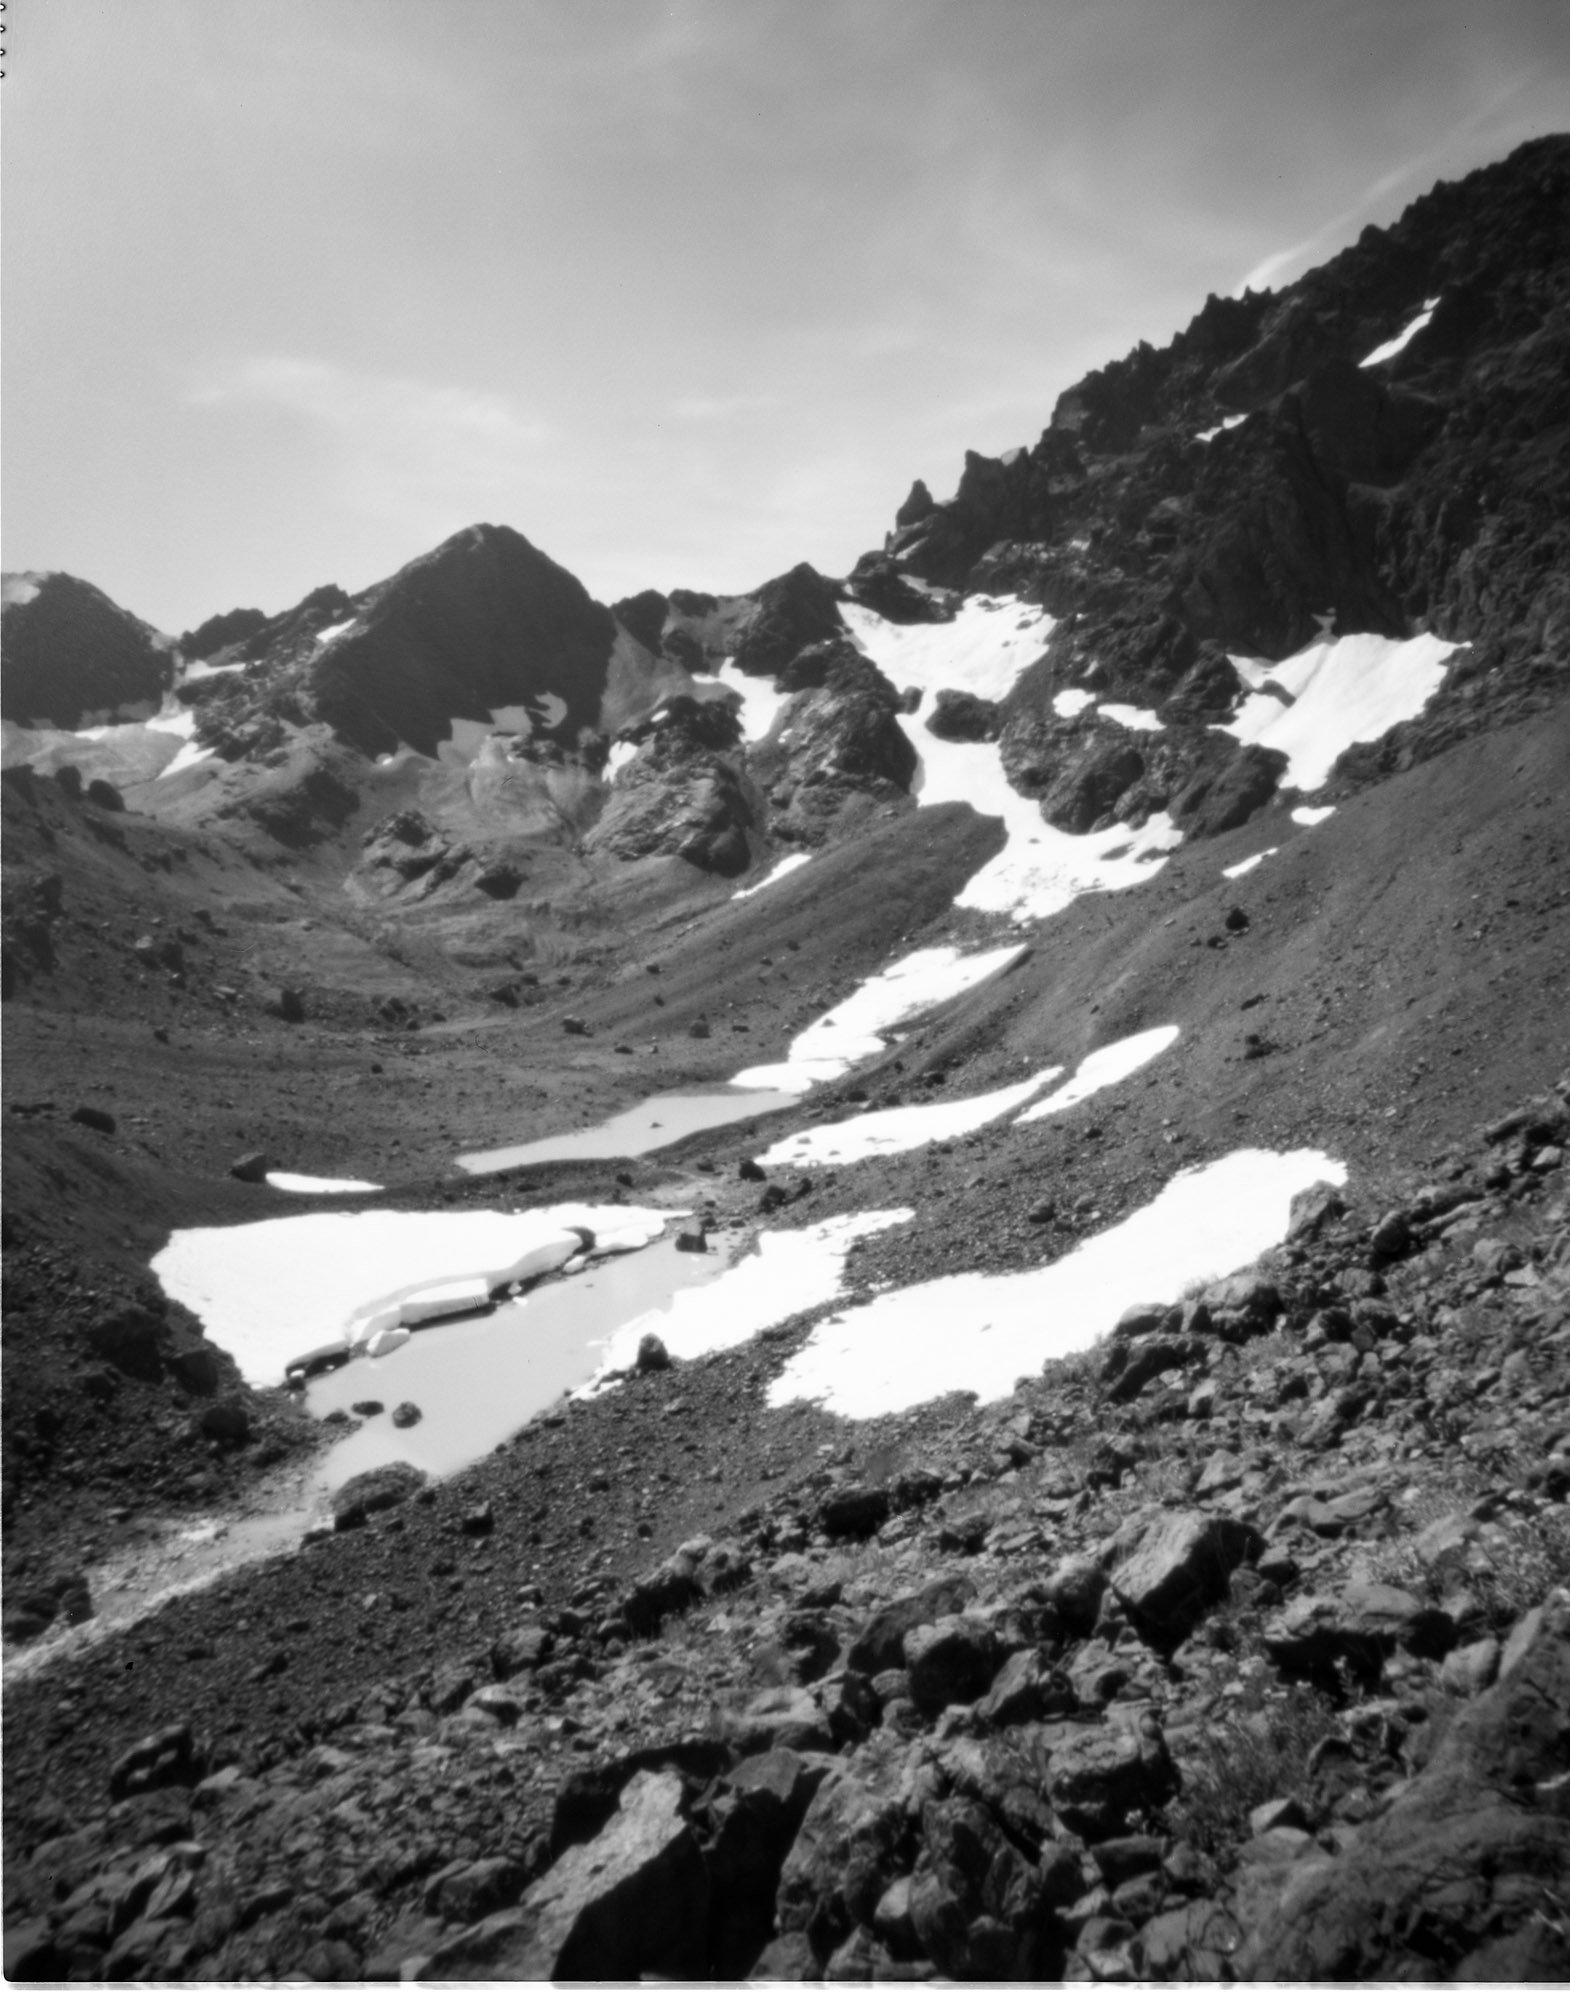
[189, 356, 552, 533]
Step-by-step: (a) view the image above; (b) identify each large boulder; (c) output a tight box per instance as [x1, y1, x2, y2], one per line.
[1108, 1511, 1264, 1644]
[424, 1769, 709, 1980]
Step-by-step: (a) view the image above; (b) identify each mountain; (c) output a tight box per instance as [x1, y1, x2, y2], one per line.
[1, 135, 1567, 1982]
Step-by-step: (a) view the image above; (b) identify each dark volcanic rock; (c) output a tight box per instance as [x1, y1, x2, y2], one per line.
[331, 1461, 428, 1531]
[927, 689, 1002, 742]
[1, 573, 174, 730]
[732, 563, 843, 677]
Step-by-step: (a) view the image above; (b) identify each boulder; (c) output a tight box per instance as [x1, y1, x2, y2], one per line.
[846, 1575, 976, 1677]
[1263, 1581, 1455, 1682]
[229, 1151, 269, 1184]
[927, 689, 1002, 742]
[425, 1769, 709, 1980]
[706, 1747, 831, 1978]
[109, 1723, 203, 1803]
[1109, 1510, 1265, 1643]
[1046, 1718, 1177, 1839]
[903, 1617, 1005, 1713]
[330, 1461, 427, 1531]
[819, 1484, 890, 1538]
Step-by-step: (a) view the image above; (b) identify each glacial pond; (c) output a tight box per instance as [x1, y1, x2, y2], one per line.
[455, 1086, 800, 1175]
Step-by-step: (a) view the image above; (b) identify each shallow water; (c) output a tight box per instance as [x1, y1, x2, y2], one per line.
[455, 1087, 799, 1175]
[309, 1230, 740, 1481]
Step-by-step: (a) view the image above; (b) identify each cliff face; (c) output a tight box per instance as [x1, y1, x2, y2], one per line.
[852, 134, 1568, 828]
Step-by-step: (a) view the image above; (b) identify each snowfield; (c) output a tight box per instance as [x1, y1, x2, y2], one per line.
[768, 1147, 1347, 1418]
[1014, 1026, 1181, 1124]
[1222, 630, 1458, 791]
[732, 942, 1026, 1093]
[758, 1066, 1066, 1171]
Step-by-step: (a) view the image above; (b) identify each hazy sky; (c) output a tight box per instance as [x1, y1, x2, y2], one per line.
[5, 0, 1567, 633]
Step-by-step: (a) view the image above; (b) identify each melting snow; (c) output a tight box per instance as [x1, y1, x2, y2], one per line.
[1015, 1026, 1180, 1125]
[265, 1171, 385, 1195]
[1195, 413, 1247, 443]
[1222, 848, 1278, 879]
[2, 575, 43, 606]
[1360, 297, 1440, 368]
[732, 852, 810, 901]
[588, 1210, 912, 1380]
[604, 739, 639, 780]
[152, 1203, 676, 1388]
[758, 1066, 1065, 1171]
[732, 943, 1025, 1093]
[1053, 689, 1097, 718]
[1220, 630, 1458, 792]
[315, 617, 358, 647]
[769, 1148, 1346, 1418]
[1291, 804, 1337, 826]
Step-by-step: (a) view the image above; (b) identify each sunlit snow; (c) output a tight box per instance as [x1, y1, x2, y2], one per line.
[604, 739, 638, 780]
[769, 1148, 1346, 1418]
[1195, 413, 1247, 443]
[1015, 1026, 1180, 1124]
[841, 595, 1054, 704]
[1291, 804, 1337, 826]
[758, 1066, 1065, 1171]
[1220, 630, 1458, 791]
[152, 1203, 676, 1387]
[587, 1209, 912, 1380]
[1097, 703, 1164, 732]
[1360, 297, 1440, 368]
[844, 599, 1182, 923]
[265, 1172, 385, 1195]
[315, 617, 358, 647]
[1222, 848, 1278, 879]
[732, 943, 1026, 1093]
[732, 852, 811, 901]
[1053, 688, 1097, 718]
[715, 661, 792, 743]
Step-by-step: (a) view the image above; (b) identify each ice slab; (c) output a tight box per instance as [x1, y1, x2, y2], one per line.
[769, 1148, 1347, 1418]
[1015, 1026, 1180, 1124]
[152, 1202, 676, 1388]
[759, 1065, 1065, 1170]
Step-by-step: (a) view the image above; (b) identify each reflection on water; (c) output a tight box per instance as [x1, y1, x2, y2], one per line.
[455, 1088, 799, 1175]
[308, 1231, 739, 1482]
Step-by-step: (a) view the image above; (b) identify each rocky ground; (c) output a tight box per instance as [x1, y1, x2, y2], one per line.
[3, 1064, 1567, 1979]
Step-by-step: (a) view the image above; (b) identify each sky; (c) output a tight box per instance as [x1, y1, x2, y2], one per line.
[4, 0, 1567, 635]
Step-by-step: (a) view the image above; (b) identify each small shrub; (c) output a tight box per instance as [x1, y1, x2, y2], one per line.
[1163, 1682, 1340, 1865]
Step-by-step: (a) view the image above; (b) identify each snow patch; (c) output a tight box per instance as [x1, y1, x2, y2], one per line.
[1015, 1026, 1181, 1125]
[1360, 297, 1440, 368]
[769, 1148, 1346, 1418]
[759, 1066, 1065, 1171]
[715, 661, 792, 743]
[587, 1210, 912, 1379]
[604, 739, 639, 780]
[315, 617, 358, 648]
[842, 595, 1054, 704]
[1292, 804, 1337, 826]
[1222, 848, 1278, 879]
[1220, 630, 1458, 791]
[152, 1203, 676, 1388]
[732, 943, 1025, 1094]
[1097, 702, 1164, 732]
[265, 1172, 385, 1195]
[1052, 688, 1097, 718]
[157, 739, 217, 780]
[732, 852, 810, 901]
[1195, 413, 1247, 443]
[2, 575, 44, 607]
